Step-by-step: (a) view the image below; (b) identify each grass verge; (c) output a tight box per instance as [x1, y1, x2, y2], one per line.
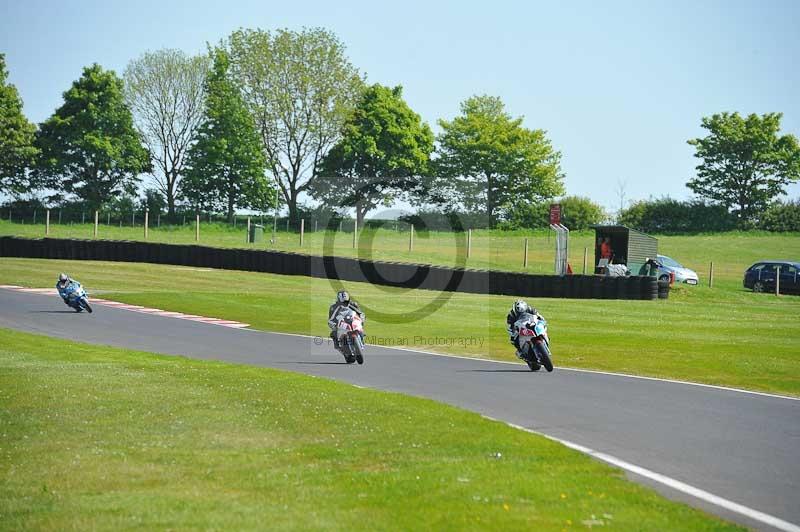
[0, 327, 740, 530]
[2, 258, 799, 396]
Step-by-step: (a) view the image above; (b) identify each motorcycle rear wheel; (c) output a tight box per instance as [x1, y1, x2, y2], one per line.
[535, 342, 554, 372]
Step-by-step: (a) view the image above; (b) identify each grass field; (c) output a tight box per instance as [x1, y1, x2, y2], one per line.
[0, 327, 740, 530]
[2, 257, 799, 396]
[3, 220, 798, 291]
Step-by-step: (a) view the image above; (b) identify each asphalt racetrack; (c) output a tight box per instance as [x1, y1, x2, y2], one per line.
[1, 287, 798, 531]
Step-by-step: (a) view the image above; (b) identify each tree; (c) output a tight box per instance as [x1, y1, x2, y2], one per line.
[226, 28, 364, 225]
[310, 84, 433, 226]
[182, 49, 274, 222]
[431, 95, 564, 227]
[34, 64, 150, 210]
[618, 197, 735, 234]
[687, 112, 800, 227]
[758, 200, 800, 232]
[0, 53, 38, 195]
[124, 49, 209, 218]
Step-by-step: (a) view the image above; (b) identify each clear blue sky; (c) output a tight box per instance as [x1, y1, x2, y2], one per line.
[2, 0, 799, 211]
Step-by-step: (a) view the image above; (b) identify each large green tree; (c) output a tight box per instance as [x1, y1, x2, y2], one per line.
[35, 64, 150, 209]
[0, 54, 38, 195]
[431, 95, 564, 227]
[124, 49, 209, 218]
[226, 27, 364, 225]
[182, 49, 274, 222]
[310, 84, 433, 226]
[687, 112, 800, 227]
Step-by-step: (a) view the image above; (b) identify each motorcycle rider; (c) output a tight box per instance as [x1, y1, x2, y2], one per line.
[56, 273, 81, 308]
[506, 299, 544, 358]
[328, 290, 365, 350]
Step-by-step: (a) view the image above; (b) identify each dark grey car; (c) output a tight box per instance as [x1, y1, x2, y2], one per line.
[743, 261, 800, 294]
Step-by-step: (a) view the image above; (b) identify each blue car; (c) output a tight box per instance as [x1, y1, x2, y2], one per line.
[656, 254, 699, 285]
[743, 261, 800, 294]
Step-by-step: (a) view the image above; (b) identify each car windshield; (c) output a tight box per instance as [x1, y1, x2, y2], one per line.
[658, 255, 682, 268]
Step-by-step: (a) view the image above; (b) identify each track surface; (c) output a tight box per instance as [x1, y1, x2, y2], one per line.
[1, 288, 798, 530]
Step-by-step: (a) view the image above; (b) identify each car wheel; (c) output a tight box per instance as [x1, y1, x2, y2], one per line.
[753, 281, 765, 293]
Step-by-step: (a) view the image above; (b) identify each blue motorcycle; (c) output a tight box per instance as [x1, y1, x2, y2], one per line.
[59, 282, 93, 313]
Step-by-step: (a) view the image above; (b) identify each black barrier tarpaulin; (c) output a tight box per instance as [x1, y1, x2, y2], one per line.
[0, 236, 658, 301]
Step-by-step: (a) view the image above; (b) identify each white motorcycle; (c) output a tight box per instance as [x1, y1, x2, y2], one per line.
[335, 308, 366, 365]
[514, 312, 554, 372]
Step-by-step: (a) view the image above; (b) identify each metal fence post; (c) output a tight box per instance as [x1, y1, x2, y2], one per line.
[195, 214, 200, 242]
[776, 265, 781, 296]
[523, 238, 529, 268]
[583, 247, 588, 274]
[93, 210, 98, 238]
[467, 228, 472, 259]
[46, 209, 50, 236]
[352, 218, 357, 249]
[300, 218, 305, 247]
[709, 262, 714, 288]
[246, 216, 251, 244]
[409, 224, 414, 252]
[144, 209, 149, 240]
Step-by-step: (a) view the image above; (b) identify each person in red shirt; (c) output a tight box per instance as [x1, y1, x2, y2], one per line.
[600, 237, 613, 261]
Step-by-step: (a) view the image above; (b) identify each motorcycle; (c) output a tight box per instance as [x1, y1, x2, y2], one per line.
[60, 282, 93, 313]
[335, 308, 365, 365]
[514, 312, 553, 372]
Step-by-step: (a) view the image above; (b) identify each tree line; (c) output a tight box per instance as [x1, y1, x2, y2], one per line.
[1, 27, 799, 232]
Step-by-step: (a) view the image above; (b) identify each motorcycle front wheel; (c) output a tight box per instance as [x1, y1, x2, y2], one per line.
[352, 337, 364, 365]
[81, 299, 93, 314]
[535, 341, 554, 372]
[523, 344, 540, 371]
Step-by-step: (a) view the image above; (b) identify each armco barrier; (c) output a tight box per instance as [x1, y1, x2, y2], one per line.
[0, 236, 657, 300]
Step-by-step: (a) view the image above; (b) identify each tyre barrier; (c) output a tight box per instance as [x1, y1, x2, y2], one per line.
[0, 236, 658, 300]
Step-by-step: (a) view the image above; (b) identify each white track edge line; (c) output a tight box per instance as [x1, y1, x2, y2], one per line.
[498, 419, 800, 532]
[1, 286, 796, 402]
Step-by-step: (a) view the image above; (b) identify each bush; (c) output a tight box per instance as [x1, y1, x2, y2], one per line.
[618, 197, 736, 233]
[758, 200, 800, 232]
[398, 209, 492, 231]
[503, 196, 606, 230]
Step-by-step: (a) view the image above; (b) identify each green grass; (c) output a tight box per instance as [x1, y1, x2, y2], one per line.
[4, 220, 798, 289]
[0, 327, 740, 530]
[2, 257, 799, 396]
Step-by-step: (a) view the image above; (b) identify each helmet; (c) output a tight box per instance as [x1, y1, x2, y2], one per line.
[58, 273, 69, 286]
[337, 290, 350, 304]
[514, 299, 531, 315]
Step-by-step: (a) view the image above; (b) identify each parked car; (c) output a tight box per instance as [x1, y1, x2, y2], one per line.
[743, 261, 800, 294]
[656, 254, 699, 285]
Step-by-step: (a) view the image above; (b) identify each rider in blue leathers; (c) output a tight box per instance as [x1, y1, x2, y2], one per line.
[56, 273, 88, 311]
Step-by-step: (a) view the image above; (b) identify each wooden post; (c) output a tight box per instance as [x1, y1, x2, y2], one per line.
[523, 238, 529, 268]
[300, 218, 305, 247]
[583, 247, 588, 274]
[195, 214, 200, 242]
[33, 210, 37, 224]
[352, 218, 358, 249]
[144, 209, 149, 239]
[107, 212, 110, 226]
[409, 224, 414, 252]
[58, 209, 62, 224]
[93, 210, 98, 238]
[45, 209, 50, 236]
[776, 265, 781, 296]
[246, 216, 251, 244]
[157, 214, 161, 228]
[285, 218, 289, 232]
[131, 212, 135, 227]
[708, 262, 714, 288]
[82, 212, 85, 224]
[467, 229, 472, 258]
[314, 219, 318, 233]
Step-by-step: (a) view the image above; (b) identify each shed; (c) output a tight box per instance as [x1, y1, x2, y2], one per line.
[591, 225, 658, 276]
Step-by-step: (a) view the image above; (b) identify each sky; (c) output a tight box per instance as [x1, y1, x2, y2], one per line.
[2, 0, 799, 212]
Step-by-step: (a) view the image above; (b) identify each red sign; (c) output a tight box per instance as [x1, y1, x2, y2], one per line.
[549, 204, 561, 225]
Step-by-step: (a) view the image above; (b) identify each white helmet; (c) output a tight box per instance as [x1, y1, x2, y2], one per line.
[58, 273, 69, 286]
[514, 299, 531, 315]
[337, 290, 350, 304]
